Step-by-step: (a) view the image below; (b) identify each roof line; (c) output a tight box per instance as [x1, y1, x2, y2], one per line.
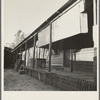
[12, 0, 77, 52]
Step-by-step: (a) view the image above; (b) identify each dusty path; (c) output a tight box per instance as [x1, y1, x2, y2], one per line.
[4, 69, 59, 91]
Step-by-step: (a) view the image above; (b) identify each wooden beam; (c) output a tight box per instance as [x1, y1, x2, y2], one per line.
[93, 0, 97, 25]
[16, 49, 18, 61]
[43, 48, 45, 59]
[24, 42, 27, 66]
[20, 46, 22, 60]
[48, 22, 52, 72]
[43, 48, 45, 68]
[93, 0, 97, 83]
[39, 48, 40, 59]
[33, 36, 36, 68]
[13, 51, 16, 63]
[63, 50, 65, 67]
[27, 48, 29, 66]
[70, 49, 73, 72]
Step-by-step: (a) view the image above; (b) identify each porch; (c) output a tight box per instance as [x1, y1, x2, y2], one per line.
[23, 66, 96, 91]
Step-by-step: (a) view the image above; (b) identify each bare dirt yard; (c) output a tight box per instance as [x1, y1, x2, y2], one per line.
[4, 69, 59, 91]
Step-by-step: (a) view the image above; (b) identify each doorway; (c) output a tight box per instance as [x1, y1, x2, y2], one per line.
[63, 50, 70, 67]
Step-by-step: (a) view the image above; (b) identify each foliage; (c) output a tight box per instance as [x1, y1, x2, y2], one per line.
[10, 30, 26, 49]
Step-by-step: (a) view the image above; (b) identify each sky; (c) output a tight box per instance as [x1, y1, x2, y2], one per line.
[3, 0, 69, 46]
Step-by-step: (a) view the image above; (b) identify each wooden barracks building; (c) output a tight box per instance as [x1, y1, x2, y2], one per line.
[11, 0, 97, 90]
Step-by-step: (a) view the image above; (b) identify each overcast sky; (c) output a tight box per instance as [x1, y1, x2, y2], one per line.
[3, 0, 69, 46]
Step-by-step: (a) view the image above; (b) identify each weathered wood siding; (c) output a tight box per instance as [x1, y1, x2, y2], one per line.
[51, 51, 63, 67]
[73, 48, 94, 73]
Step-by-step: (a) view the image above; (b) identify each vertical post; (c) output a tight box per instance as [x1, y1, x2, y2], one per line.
[74, 52, 76, 61]
[49, 22, 52, 72]
[39, 48, 40, 59]
[16, 49, 18, 61]
[93, 0, 97, 47]
[93, 0, 97, 84]
[63, 50, 65, 67]
[93, 48, 97, 84]
[24, 42, 27, 66]
[93, 0, 97, 25]
[14, 51, 16, 64]
[43, 48, 45, 59]
[33, 36, 36, 68]
[38, 48, 41, 68]
[70, 49, 73, 72]
[43, 48, 45, 68]
[20, 46, 22, 60]
[27, 48, 29, 66]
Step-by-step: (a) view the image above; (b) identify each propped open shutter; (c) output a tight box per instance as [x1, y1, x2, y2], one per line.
[38, 25, 50, 47]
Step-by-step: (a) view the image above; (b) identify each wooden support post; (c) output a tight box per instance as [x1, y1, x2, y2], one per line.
[43, 48, 45, 68]
[27, 48, 30, 66]
[70, 49, 73, 72]
[33, 36, 36, 68]
[74, 51, 76, 61]
[16, 49, 18, 61]
[20, 46, 22, 60]
[43, 48, 45, 59]
[49, 22, 52, 72]
[93, 0, 97, 25]
[14, 51, 16, 64]
[93, 0, 97, 84]
[39, 48, 40, 59]
[93, 48, 97, 84]
[24, 42, 27, 66]
[93, 0, 97, 48]
[63, 50, 65, 67]
[15, 51, 16, 59]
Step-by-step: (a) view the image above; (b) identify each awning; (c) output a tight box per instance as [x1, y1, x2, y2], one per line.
[40, 33, 93, 50]
[38, 0, 88, 48]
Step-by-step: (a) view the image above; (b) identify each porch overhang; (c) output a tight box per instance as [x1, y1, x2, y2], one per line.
[39, 33, 94, 50]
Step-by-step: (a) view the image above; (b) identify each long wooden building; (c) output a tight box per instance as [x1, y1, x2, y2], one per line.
[11, 0, 97, 87]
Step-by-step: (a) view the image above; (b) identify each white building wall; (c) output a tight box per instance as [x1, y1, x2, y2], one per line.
[22, 51, 25, 61]
[75, 48, 94, 61]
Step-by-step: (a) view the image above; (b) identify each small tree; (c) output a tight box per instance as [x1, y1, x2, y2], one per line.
[10, 42, 16, 49]
[10, 30, 26, 48]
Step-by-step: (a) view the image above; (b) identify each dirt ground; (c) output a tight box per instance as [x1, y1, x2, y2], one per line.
[4, 69, 59, 91]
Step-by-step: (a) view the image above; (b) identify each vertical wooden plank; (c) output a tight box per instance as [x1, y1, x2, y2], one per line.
[93, 0, 97, 48]
[27, 48, 30, 66]
[74, 51, 76, 61]
[63, 50, 65, 67]
[49, 22, 52, 72]
[20, 46, 22, 60]
[70, 49, 73, 72]
[39, 48, 41, 68]
[93, 0, 97, 25]
[24, 42, 27, 66]
[33, 36, 36, 68]
[39, 48, 40, 59]
[16, 49, 18, 61]
[13, 51, 16, 64]
[43, 48, 45, 59]
[43, 48, 45, 68]
[93, 0, 97, 83]
[93, 48, 97, 84]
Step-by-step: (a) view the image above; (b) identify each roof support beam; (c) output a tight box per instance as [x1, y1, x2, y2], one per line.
[48, 22, 52, 72]
[24, 42, 27, 66]
[33, 36, 36, 68]
[20, 46, 22, 60]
